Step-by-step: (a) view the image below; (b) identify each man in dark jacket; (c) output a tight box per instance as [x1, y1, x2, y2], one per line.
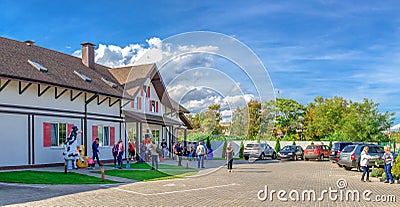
[92, 138, 102, 167]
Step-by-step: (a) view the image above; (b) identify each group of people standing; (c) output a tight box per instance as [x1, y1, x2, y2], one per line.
[360, 145, 396, 184]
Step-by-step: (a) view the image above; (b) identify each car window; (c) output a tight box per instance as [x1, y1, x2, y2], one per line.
[246, 144, 258, 148]
[296, 146, 301, 151]
[306, 145, 317, 150]
[342, 145, 355, 153]
[368, 147, 377, 153]
[376, 147, 384, 153]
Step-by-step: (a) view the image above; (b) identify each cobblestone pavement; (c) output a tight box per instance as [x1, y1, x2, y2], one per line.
[3, 160, 400, 206]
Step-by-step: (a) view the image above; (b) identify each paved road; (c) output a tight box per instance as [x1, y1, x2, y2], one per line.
[2, 160, 400, 206]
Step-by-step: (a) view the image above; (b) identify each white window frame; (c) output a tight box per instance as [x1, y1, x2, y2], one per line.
[98, 125, 110, 147]
[50, 122, 67, 147]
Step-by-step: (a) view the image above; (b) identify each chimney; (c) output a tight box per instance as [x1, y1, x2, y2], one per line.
[24, 40, 35, 46]
[81, 42, 96, 69]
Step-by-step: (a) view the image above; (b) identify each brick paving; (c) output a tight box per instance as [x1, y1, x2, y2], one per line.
[2, 160, 399, 206]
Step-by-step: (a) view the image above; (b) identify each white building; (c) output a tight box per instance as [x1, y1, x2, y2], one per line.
[0, 37, 191, 168]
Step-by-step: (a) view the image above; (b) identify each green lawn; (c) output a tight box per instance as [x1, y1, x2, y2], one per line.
[103, 169, 197, 181]
[109, 162, 197, 170]
[0, 170, 116, 184]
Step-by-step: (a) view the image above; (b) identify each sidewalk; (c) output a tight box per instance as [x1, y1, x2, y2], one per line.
[16, 159, 228, 183]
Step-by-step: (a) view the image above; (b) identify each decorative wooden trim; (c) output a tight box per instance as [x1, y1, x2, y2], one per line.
[55, 88, 68, 99]
[70, 90, 83, 102]
[0, 79, 11, 92]
[109, 98, 120, 107]
[19, 81, 32, 95]
[97, 96, 109, 105]
[85, 93, 98, 104]
[38, 84, 51, 97]
[121, 100, 130, 108]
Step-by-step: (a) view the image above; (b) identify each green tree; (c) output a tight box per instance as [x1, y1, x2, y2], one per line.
[206, 136, 212, 150]
[239, 141, 244, 158]
[221, 138, 227, 158]
[275, 98, 305, 138]
[247, 100, 262, 139]
[275, 139, 281, 152]
[231, 107, 249, 137]
[208, 104, 223, 135]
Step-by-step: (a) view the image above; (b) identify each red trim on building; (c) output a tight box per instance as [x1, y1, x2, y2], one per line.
[92, 125, 98, 142]
[43, 122, 51, 147]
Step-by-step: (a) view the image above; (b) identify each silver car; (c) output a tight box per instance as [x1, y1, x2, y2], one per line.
[244, 143, 277, 160]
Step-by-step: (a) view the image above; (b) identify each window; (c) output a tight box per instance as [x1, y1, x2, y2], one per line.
[28, 60, 48, 72]
[50, 123, 67, 147]
[101, 77, 117, 88]
[150, 100, 157, 112]
[74, 70, 92, 82]
[137, 97, 142, 109]
[97, 126, 110, 146]
[152, 130, 160, 142]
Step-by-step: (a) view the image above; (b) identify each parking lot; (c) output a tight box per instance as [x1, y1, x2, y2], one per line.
[2, 160, 399, 206]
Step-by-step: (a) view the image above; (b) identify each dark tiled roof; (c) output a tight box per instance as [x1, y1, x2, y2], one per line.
[0, 37, 123, 98]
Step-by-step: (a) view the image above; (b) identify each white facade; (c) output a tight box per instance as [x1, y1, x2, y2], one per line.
[0, 79, 124, 167]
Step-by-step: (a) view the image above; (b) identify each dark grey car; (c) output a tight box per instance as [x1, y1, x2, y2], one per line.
[338, 144, 383, 171]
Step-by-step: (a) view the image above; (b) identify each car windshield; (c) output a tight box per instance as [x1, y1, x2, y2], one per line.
[281, 146, 295, 151]
[342, 145, 355, 153]
[306, 145, 317, 150]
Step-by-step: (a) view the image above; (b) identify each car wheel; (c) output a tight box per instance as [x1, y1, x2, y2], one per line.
[319, 154, 324, 161]
[304, 156, 309, 161]
[244, 156, 249, 160]
[260, 153, 265, 160]
[272, 153, 277, 159]
[344, 166, 352, 171]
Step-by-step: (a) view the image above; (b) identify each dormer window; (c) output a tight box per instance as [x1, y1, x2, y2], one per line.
[74, 70, 92, 82]
[101, 77, 118, 88]
[28, 60, 48, 72]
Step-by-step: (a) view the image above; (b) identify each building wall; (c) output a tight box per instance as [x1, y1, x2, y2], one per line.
[0, 79, 123, 167]
[0, 113, 28, 166]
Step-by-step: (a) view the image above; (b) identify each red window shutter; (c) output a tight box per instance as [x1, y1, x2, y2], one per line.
[138, 97, 142, 109]
[156, 101, 159, 113]
[43, 122, 51, 147]
[147, 86, 150, 98]
[131, 101, 134, 108]
[67, 124, 74, 136]
[149, 100, 152, 112]
[92, 125, 98, 142]
[141, 87, 144, 96]
[110, 126, 115, 146]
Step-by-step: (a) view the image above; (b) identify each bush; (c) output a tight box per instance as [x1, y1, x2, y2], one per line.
[371, 168, 384, 177]
[311, 141, 314, 145]
[275, 139, 281, 152]
[206, 136, 212, 150]
[221, 139, 227, 158]
[239, 141, 244, 158]
[391, 155, 400, 180]
[382, 172, 386, 180]
[328, 140, 333, 149]
[292, 141, 296, 146]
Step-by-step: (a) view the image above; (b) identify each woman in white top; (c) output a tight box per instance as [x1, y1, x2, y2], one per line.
[360, 146, 379, 182]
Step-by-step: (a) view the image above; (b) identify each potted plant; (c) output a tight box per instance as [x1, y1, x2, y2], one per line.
[391, 155, 400, 184]
[379, 172, 386, 182]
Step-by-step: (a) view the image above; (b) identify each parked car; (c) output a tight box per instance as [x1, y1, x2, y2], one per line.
[244, 143, 277, 160]
[304, 144, 330, 161]
[277, 145, 304, 161]
[329, 142, 354, 163]
[338, 144, 388, 171]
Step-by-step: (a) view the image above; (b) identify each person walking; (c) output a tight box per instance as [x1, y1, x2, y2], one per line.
[161, 139, 168, 158]
[383, 145, 395, 184]
[196, 141, 206, 168]
[360, 146, 379, 182]
[112, 143, 118, 168]
[226, 142, 234, 172]
[91, 138, 102, 168]
[128, 140, 135, 161]
[149, 140, 159, 170]
[175, 142, 183, 166]
[117, 139, 124, 169]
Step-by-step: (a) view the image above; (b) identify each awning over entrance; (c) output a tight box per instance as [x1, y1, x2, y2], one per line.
[123, 110, 183, 126]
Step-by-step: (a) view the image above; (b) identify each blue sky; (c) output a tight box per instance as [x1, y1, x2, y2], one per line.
[1, 0, 400, 123]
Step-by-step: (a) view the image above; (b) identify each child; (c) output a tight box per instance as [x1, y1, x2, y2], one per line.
[87, 158, 95, 169]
